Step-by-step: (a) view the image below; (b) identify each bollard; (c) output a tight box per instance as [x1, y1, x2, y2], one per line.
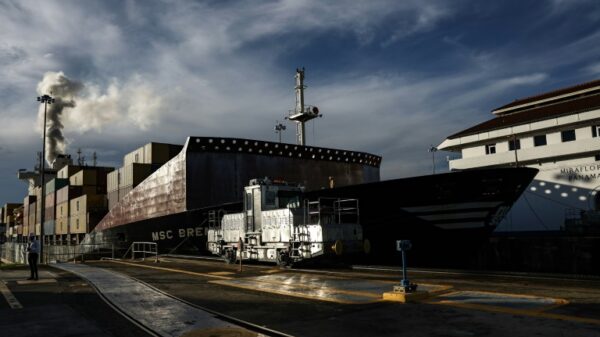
[395, 240, 417, 293]
[238, 237, 244, 272]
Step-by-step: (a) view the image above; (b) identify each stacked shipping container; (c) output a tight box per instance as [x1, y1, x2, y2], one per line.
[108, 142, 182, 210]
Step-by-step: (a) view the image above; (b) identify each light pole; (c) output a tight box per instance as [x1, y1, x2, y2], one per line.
[429, 145, 437, 174]
[37, 94, 54, 263]
[274, 120, 286, 143]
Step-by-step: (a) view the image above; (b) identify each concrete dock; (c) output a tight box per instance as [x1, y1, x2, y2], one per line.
[1, 257, 600, 336]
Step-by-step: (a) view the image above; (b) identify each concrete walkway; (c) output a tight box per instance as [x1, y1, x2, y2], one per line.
[53, 262, 266, 337]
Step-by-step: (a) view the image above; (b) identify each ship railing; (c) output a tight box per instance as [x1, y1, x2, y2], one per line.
[0, 242, 116, 264]
[304, 197, 360, 225]
[45, 243, 115, 264]
[125, 241, 158, 263]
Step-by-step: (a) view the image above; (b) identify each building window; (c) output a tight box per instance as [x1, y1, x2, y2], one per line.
[76, 218, 79, 229]
[561, 129, 576, 142]
[593, 125, 600, 138]
[534, 134, 547, 147]
[76, 201, 79, 212]
[508, 139, 521, 151]
[485, 144, 496, 155]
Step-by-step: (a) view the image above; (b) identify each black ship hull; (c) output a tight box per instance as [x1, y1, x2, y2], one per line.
[307, 167, 538, 266]
[89, 165, 537, 267]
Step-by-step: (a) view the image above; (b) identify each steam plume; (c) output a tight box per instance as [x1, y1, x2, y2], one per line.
[37, 72, 83, 165]
[36, 71, 163, 165]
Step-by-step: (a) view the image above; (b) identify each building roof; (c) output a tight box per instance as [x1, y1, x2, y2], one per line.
[492, 78, 600, 114]
[447, 92, 600, 139]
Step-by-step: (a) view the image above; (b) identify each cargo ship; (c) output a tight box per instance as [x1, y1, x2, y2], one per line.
[85, 69, 538, 262]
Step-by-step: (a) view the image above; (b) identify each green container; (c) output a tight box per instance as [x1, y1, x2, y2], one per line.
[46, 178, 69, 195]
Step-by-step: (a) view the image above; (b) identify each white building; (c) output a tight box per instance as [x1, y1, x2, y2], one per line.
[438, 79, 600, 232]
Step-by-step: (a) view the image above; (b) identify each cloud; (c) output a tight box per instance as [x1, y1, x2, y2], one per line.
[584, 62, 600, 75]
[0, 0, 599, 205]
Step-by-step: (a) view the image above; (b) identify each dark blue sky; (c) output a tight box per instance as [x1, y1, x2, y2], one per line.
[1, 0, 600, 203]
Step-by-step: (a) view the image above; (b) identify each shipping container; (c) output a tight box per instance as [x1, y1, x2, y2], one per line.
[44, 220, 55, 235]
[107, 190, 120, 210]
[107, 169, 119, 192]
[70, 194, 107, 217]
[55, 214, 69, 235]
[119, 185, 133, 199]
[46, 178, 69, 195]
[28, 202, 36, 232]
[56, 185, 83, 204]
[23, 195, 36, 207]
[122, 163, 153, 187]
[145, 142, 182, 164]
[2, 203, 21, 223]
[70, 169, 97, 186]
[56, 201, 69, 219]
[124, 146, 145, 166]
[57, 165, 83, 179]
[23, 208, 29, 228]
[36, 202, 41, 224]
[44, 206, 55, 222]
[45, 193, 55, 207]
[69, 213, 86, 234]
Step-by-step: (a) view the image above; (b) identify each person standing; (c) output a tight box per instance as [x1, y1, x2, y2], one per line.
[26, 233, 39, 280]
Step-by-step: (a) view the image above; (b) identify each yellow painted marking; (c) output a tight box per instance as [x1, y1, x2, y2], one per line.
[208, 271, 235, 276]
[433, 290, 568, 312]
[433, 301, 600, 326]
[0, 281, 22, 309]
[414, 283, 454, 295]
[211, 279, 377, 305]
[106, 260, 233, 280]
[210, 273, 401, 304]
[423, 290, 600, 326]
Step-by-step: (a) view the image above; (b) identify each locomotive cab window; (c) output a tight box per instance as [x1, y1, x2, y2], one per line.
[278, 190, 301, 208]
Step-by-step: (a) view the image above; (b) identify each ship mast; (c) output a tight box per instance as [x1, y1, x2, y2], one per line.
[287, 68, 321, 146]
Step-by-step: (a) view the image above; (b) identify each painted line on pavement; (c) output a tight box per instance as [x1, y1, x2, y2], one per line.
[100, 260, 234, 280]
[0, 281, 22, 309]
[432, 301, 600, 326]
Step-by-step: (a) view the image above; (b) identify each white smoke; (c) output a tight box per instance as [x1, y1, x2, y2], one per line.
[36, 72, 164, 164]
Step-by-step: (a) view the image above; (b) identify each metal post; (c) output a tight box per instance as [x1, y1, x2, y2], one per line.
[238, 237, 243, 272]
[395, 240, 417, 293]
[275, 121, 286, 143]
[401, 250, 409, 288]
[512, 134, 519, 167]
[429, 146, 437, 174]
[37, 94, 54, 264]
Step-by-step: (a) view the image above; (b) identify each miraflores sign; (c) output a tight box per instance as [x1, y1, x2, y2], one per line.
[559, 164, 600, 182]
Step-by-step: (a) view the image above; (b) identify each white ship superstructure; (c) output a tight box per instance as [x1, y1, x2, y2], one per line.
[438, 79, 600, 231]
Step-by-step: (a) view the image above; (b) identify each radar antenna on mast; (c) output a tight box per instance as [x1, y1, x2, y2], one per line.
[286, 67, 322, 146]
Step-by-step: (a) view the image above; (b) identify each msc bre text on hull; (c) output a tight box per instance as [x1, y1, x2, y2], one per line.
[151, 227, 206, 241]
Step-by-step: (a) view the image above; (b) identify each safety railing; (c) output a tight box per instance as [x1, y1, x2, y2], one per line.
[124, 242, 158, 262]
[0, 242, 117, 264]
[46, 243, 116, 263]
